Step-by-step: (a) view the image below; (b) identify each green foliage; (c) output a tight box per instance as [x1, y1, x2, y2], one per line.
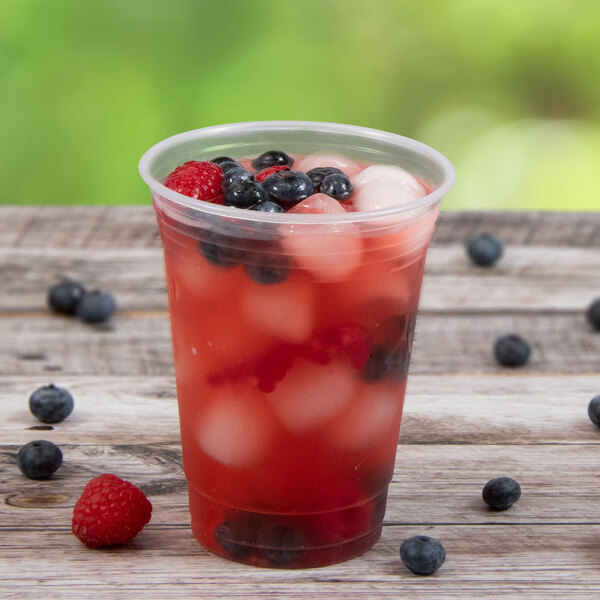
[0, 0, 598, 209]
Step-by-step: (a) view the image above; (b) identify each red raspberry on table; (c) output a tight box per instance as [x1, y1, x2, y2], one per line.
[72, 473, 152, 548]
[255, 165, 290, 182]
[163, 160, 224, 202]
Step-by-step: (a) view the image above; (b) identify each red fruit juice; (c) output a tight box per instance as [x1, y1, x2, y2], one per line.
[155, 185, 435, 568]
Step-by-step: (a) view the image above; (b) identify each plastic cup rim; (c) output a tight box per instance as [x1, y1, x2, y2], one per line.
[138, 120, 456, 225]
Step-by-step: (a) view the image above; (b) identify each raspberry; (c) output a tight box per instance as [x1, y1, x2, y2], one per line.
[72, 474, 152, 548]
[163, 160, 223, 202]
[310, 323, 372, 370]
[255, 165, 290, 182]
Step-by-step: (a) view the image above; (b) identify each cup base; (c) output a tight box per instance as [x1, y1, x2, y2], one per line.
[189, 486, 388, 568]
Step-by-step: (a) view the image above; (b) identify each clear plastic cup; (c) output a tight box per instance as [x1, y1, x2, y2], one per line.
[139, 121, 455, 568]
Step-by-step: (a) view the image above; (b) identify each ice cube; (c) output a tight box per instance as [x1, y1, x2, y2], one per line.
[328, 385, 400, 451]
[288, 193, 348, 215]
[281, 198, 363, 281]
[353, 165, 425, 191]
[296, 152, 362, 178]
[333, 263, 412, 314]
[197, 392, 274, 467]
[363, 205, 439, 265]
[351, 165, 426, 212]
[242, 280, 314, 343]
[267, 359, 356, 433]
[281, 231, 363, 282]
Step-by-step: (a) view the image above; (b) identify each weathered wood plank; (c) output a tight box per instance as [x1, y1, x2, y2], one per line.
[0, 248, 167, 311]
[2, 207, 599, 249]
[3, 443, 600, 598]
[1, 310, 597, 376]
[0, 315, 174, 376]
[431, 211, 600, 248]
[1, 245, 599, 312]
[421, 246, 600, 312]
[1, 523, 599, 599]
[2, 443, 600, 527]
[1, 208, 598, 599]
[0, 206, 161, 250]
[2, 375, 599, 446]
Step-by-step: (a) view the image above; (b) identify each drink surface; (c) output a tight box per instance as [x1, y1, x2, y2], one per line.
[155, 149, 438, 567]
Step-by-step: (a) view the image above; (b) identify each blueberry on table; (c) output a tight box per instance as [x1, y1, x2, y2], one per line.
[587, 298, 600, 331]
[482, 477, 521, 510]
[494, 334, 531, 367]
[400, 535, 446, 575]
[466, 233, 503, 266]
[29, 383, 74, 423]
[76, 290, 117, 324]
[224, 180, 269, 209]
[47, 279, 86, 315]
[587, 395, 600, 429]
[17, 440, 63, 479]
[261, 170, 315, 205]
[320, 173, 353, 201]
[251, 150, 294, 170]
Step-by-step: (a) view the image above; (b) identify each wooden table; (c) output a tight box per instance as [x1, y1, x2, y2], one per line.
[1, 207, 599, 599]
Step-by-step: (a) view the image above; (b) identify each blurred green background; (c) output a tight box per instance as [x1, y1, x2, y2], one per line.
[1, 0, 599, 209]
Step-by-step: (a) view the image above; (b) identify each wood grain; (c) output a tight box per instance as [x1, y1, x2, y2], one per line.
[2, 443, 600, 598]
[3, 442, 600, 525]
[2, 245, 599, 313]
[1, 311, 598, 377]
[1, 524, 599, 599]
[1, 208, 600, 599]
[2, 375, 600, 446]
[2, 207, 599, 249]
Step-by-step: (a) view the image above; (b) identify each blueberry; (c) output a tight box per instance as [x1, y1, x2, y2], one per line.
[210, 156, 236, 166]
[47, 279, 86, 315]
[251, 200, 285, 213]
[256, 522, 306, 565]
[466, 233, 503, 266]
[494, 334, 531, 367]
[587, 395, 600, 428]
[251, 150, 294, 170]
[224, 180, 269, 209]
[215, 160, 243, 173]
[363, 342, 410, 382]
[587, 298, 600, 331]
[76, 290, 117, 324]
[482, 477, 521, 510]
[198, 229, 242, 268]
[362, 345, 398, 381]
[261, 170, 315, 206]
[243, 247, 291, 285]
[29, 384, 74, 423]
[222, 167, 255, 189]
[320, 173, 353, 201]
[306, 166, 344, 189]
[400, 535, 446, 575]
[215, 521, 251, 559]
[17, 440, 63, 479]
